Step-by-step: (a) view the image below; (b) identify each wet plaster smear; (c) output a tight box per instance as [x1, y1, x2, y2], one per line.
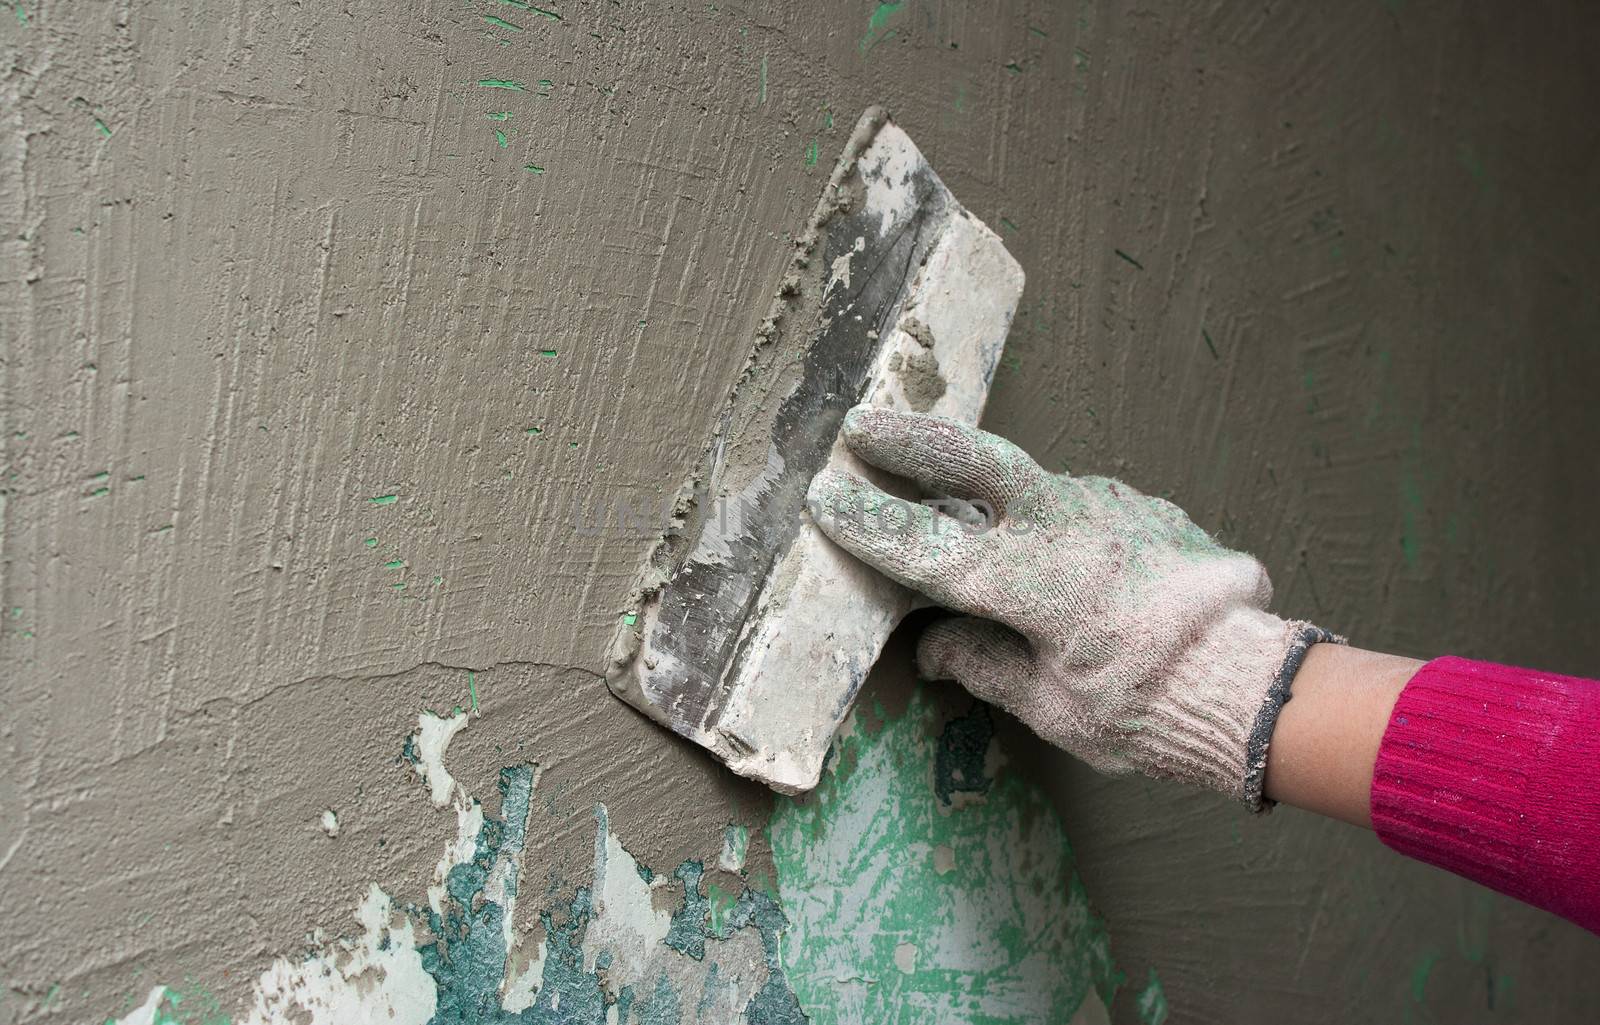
[3, 2, 1599, 1023]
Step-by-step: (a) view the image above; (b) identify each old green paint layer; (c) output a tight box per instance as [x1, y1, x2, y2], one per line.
[768, 689, 1121, 1021]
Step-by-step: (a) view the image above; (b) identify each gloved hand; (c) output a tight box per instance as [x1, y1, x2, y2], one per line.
[806, 406, 1338, 808]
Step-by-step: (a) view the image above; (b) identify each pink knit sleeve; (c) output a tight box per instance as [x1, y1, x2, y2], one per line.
[1371, 656, 1600, 934]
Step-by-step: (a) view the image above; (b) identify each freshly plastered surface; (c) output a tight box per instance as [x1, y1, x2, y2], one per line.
[3, 1, 1599, 1024]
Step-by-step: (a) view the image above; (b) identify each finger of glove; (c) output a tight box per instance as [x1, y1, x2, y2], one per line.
[840, 405, 1049, 516]
[807, 467, 988, 609]
[915, 616, 1036, 707]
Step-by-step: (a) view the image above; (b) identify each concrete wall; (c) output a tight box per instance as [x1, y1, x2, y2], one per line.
[3, 1, 1597, 1023]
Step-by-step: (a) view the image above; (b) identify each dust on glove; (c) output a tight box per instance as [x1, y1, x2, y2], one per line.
[806, 405, 1337, 808]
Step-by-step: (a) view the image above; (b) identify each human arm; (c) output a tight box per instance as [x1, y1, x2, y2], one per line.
[808, 405, 1600, 934]
[1262, 642, 1416, 828]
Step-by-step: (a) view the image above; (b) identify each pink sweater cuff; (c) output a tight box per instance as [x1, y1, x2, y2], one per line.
[1371, 656, 1600, 935]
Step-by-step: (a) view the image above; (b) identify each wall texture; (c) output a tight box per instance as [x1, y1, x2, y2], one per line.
[3, 1, 1597, 1023]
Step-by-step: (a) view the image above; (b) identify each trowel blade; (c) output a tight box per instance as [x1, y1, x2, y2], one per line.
[606, 107, 1024, 793]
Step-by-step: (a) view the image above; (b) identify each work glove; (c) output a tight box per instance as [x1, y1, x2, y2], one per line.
[806, 406, 1338, 809]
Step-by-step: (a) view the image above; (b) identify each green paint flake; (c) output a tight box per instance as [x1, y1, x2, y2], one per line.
[706, 880, 741, 934]
[859, 1, 903, 53]
[494, 128, 509, 148]
[1399, 425, 1427, 569]
[538, 349, 558, 357]
[1114, 248, 1145, 270]
[1004, 60, 1024, 74]
[768, 688, 1124, 1020]
[1411, 949, 1439, 1003]
[382, 559, 405, 569]
[477, 79, 527, 91]
[363, 536, 378, 548]
[1457, 141, 1490, 189]
[485, 111, 513, 121]
[719, 823, 749, 872]
[14, 3, 27, 26]
[1201, 328, 1220, 360]
[88, 486, 110, 498]
[467, 671, 479, 713]
[623, 612, 638, 626]
[108, 984, 228, 1025]
[1399, 467, 1423, 568]
[482, 14, 523, 31]
[495, 0, 562, 20]
[804, 139, 819, 166]
[369, 494, 399, 505]
[523, 163, 546, 174]
[525, 426, 543, 435]
[999, 216, 1020, 234]
[94, 118, 112, 137]
[1137, 968, 1169, 1025]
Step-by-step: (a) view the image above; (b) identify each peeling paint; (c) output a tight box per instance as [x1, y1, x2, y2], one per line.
[768, 689, 1121, 1021]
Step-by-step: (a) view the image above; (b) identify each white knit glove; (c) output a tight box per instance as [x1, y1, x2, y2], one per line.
[806, 406, 1337, 808]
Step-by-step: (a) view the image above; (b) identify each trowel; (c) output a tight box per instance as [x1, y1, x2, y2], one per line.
[606, 108, 1024, 794]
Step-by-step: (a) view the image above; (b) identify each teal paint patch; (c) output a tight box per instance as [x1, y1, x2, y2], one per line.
[767, 689, 1124, 1021]
[665, 861, 711, 960]
[94, 118, 112, 137]
[421, 766, 539, 1023]
[524, 164, 546, 175]
[478, 79, 527, 91]
[370, 494, 399, 505]
[401, 739, 804, 1022]
[932, 701, 992, 805]
[1136, 968, 1169, 1025]
[13, 3, 27, 27]
[634, 973, 681, 1025]
[483, 14, 523, 31]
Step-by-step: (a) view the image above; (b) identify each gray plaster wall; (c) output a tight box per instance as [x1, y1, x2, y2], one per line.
[3, 1, 1598, 1023]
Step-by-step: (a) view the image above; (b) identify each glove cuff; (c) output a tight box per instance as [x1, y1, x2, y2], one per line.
[1131, 607, 1342, 809]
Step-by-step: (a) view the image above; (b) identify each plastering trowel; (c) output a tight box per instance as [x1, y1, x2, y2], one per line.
[606, 108, 1024, 794]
